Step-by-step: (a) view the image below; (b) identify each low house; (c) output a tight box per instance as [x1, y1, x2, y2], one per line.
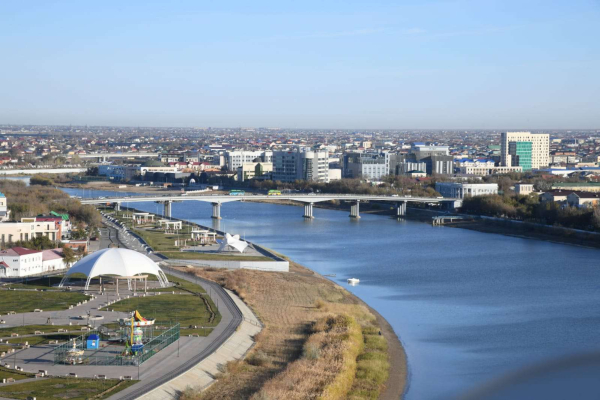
[540, 190, 574, 203]
[515, 183, 534, 195]
[567, 192, 600, 208]
[42, 248, 67, 271]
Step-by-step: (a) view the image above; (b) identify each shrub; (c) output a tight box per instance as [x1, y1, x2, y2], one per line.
[247, 350, 269, 366]
[302, 343, 321, 360]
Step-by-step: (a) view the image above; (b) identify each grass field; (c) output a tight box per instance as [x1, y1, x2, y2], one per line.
[181, 262, 392, 400]
[4, 276, 69, 291]
[148, 273, 208, 293]
[7, 333, 78, 346]
[0, 291, 88, 314]
[110, 275, 221, 334]
[0, 366, 33, 381]
[0, 325, 77, 337]
[0, 377, 138, 400]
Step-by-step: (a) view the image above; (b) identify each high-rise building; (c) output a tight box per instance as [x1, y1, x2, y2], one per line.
[501, 132, 549, 170]
[273, 148, 329, 182]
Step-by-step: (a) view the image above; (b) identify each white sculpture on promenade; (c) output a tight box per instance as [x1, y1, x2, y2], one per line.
[218, 233, 248, 253]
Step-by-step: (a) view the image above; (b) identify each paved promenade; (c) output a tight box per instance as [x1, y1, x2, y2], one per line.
[139, 288, 262, 399]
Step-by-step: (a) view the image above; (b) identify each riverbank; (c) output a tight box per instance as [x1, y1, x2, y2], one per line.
[101, 202, 407, 398]
[181, 260, 406, 400]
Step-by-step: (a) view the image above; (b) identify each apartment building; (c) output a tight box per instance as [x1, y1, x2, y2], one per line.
[225, 151, 273, 171]
[273, 148, 329, 182]
[237, 162, 273, 182]
[501, 132, 550, 170]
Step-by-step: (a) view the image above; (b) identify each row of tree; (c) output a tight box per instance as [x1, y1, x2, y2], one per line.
[0, 180, 102, 230]
[461, 194, 600, 231]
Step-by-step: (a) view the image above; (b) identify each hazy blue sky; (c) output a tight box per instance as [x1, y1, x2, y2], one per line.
[1, 1, 599, 129]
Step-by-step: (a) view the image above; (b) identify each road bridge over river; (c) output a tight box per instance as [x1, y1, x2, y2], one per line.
[81, 193, 461, 219]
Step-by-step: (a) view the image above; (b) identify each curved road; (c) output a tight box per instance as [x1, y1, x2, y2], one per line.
[102, 231, 243, 399]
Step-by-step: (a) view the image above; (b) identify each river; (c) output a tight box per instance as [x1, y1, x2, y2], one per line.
[62, 188, 600, 399]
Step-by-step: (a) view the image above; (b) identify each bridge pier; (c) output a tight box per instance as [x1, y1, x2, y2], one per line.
[303, 203, 314, 219]
[212, 202, 222, 219]
[396, 201, 406, 217]
[349, 200, 361, 219]
[163, 201, 172, 218]
[114, 202, 121, 212]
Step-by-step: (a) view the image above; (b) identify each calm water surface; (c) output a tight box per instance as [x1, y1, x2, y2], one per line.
[64, 188, 600, 399]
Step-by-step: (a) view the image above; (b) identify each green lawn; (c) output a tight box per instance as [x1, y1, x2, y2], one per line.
[0, 325, 76, 337]
[0, 366, 33, 381]
[0, 291, 88, 314]
[4, 276, 69, 291]
[0, 377, 138, 400]
[131, 228, 182, 252]
[110, 282, 221, 334]
[7, 333, 77, 346]
[159, 251, 272, 261]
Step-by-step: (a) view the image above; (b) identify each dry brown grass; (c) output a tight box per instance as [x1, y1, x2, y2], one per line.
[179, 262, 390, 400]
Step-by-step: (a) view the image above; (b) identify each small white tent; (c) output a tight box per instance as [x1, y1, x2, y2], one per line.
[217, 233, 249, 253]
[59, 248, 169, 290]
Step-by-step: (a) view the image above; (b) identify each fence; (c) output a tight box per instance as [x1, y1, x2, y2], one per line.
[53, 324, 180, 366]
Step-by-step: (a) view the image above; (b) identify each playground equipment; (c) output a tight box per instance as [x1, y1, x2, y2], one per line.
[64, 342, 84, 365]
[119, 310, 156, 327]
[120, 310, 155, 356]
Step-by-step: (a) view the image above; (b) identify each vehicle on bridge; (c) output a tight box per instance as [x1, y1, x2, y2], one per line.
[268, 190, 281, 196]
[229, 190, 245, 196]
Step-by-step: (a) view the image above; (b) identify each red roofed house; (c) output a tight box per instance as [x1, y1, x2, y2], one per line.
[0, 247, 43, 277]
[0, 247, 67, 277]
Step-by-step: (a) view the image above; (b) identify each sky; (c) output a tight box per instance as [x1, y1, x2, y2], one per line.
[0, 0, 599, 129]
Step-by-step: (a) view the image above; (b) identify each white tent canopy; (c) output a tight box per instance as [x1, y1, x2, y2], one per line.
[59, 248, 169, 290]
[218, 233, 249, 253]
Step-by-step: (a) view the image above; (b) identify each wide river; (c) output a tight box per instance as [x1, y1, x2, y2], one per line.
[63, 188, 600, 399]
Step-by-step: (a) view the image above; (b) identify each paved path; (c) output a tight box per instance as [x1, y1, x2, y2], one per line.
[139, 287, 262, 399]
[106, 267, 243, 400]
[0, 218, 249, 400]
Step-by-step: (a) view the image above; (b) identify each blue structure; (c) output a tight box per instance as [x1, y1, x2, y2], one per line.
[86, 334, 100, 350]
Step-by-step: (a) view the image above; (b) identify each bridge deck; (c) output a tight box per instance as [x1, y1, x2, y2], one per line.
[81, 194, 458, 204]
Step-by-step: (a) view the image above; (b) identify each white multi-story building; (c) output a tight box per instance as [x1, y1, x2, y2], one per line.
[273, 148, 329, 182]
[0, 192, 10, 222]
[225, 151, 273, 171]
[501, 132, 550, 170]
[0, 247, 67, 278]
[436, 182, 498, 199]
[454, 158, 524, 176]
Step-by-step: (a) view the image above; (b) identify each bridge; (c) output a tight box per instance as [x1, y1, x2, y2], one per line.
[81, 193, 461, 219]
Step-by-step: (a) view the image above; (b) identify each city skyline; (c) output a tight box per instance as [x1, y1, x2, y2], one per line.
[1, 1, 599, 128]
